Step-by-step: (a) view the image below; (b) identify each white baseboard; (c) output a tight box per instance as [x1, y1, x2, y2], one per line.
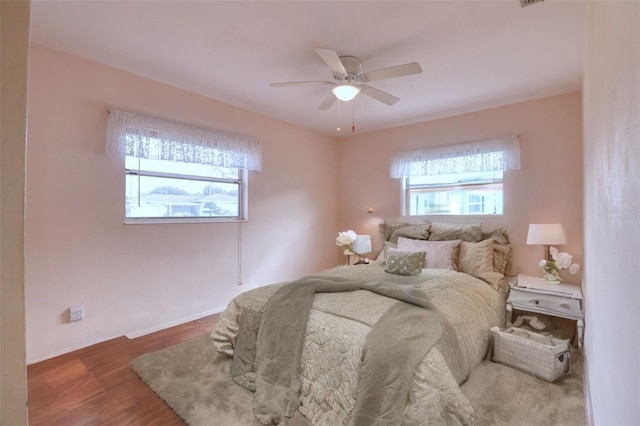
[582, 350, 594, 425]
[125, 306, 225, 339]
[27, 307, 225, 365]
[28, 332, 125, 365]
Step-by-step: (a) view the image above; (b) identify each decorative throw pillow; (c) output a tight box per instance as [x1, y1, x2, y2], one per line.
[375, 241, 398, 264]
[379, 220, 413, 244]
[397, 237, 461, 271]
[458, 239, 495, 277]
[427, 222, 483, 242]
[482, 227, 511, 245]
[378, 220, 431, 245]
[384, 251, 426, 276]
[493, 244, 512, 275]
[388, 224, 430, 244]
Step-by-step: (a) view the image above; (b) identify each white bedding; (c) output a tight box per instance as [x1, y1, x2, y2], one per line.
[211, 265, 507, 425]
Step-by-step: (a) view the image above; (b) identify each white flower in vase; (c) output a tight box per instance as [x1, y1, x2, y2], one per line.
[336, 230, 357, 255]
[539, 246, 580, 283]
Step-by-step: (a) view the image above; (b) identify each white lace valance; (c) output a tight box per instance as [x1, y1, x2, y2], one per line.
[107, 108, 262, 171]
[389, 135, 520, 178]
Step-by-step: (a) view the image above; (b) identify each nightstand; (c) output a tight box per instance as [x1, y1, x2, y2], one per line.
[507, 274, 584, 348]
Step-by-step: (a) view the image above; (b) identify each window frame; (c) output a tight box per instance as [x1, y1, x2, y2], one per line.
[107, 108, 262, 225]
[124, 158, 248, 224]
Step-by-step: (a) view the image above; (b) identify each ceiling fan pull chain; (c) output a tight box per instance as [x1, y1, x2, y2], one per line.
[352, 100, 356, 133]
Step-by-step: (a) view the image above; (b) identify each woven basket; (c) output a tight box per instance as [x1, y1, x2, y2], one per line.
[490, 326, 570, 382]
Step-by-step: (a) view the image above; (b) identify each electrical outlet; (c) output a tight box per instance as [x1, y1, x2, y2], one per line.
[69, 305, 83, 322]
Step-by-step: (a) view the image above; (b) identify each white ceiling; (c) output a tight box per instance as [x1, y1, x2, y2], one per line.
[29, 0, 585, 137]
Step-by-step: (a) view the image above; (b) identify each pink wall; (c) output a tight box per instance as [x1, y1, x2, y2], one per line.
[338, 93, 583, 280]
[25, 44, 585, 364]
[25, 45, 340, 362]
[583, 2, 640, 424]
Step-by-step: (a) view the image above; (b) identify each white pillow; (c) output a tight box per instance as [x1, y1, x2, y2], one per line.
[397, 237, 462, 271]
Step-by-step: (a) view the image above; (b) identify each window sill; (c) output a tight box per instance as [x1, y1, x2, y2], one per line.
[401, 214, 504, 222]
[124, 217, 247, 225]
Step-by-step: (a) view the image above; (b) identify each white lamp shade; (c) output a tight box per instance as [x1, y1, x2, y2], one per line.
[352, 235, 372, 254]
[526, 224, 567, 245]
[332, 84, 360, 101]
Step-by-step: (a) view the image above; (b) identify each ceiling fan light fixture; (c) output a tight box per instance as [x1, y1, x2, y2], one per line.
[332, 84, 360, 101]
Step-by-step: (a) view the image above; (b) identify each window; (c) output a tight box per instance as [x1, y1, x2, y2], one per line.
[390, 135, 519, 217]
[125, 153, 244, 221]
[467, 194, 486, 214]
[405, 170, 503, 216]
[107, 108, 261, 223]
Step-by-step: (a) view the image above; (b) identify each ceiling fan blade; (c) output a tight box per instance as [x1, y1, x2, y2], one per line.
[362, 62, 422, 82]
[316, 48, 348, 77]
[318, 92, 337, 110]
[270, 80, 333, 87]
[359, 85, 400, 105]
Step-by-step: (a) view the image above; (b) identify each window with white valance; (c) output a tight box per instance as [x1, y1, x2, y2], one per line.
[392, 135, 521, 216]
[107, 108, 262, 223]
[389, 135, 520, 178]
[107, 108, 262, 170]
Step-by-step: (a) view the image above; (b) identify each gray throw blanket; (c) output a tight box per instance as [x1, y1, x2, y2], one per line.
[230, 275, 444, 425]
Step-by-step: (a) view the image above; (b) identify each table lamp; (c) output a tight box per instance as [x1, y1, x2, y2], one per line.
[352, 235, 372, 264]
[526, 223, 567, 261]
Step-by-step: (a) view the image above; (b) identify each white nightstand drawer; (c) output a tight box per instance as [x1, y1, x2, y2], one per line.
[507, 275, 585, 348]
[508, 288, 583, 320]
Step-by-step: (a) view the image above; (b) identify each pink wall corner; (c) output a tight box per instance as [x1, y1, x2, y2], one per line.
[25, 44, 340, 362]
[337, 93, 583, 282]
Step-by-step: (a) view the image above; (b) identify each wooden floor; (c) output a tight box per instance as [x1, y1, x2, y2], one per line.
[27, 314, 219, 425]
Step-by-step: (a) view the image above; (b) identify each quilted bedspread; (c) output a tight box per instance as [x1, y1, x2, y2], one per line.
[211, 265, 506, 425]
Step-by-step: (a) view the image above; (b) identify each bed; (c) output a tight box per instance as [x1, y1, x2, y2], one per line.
[211, 221, 511, 425]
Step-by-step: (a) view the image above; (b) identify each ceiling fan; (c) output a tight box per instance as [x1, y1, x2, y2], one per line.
[270, 48, 422, 110]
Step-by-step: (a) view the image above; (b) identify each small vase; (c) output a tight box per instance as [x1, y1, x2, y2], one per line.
[542, 262, 562, 283]
[543, 271, 561, 284]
